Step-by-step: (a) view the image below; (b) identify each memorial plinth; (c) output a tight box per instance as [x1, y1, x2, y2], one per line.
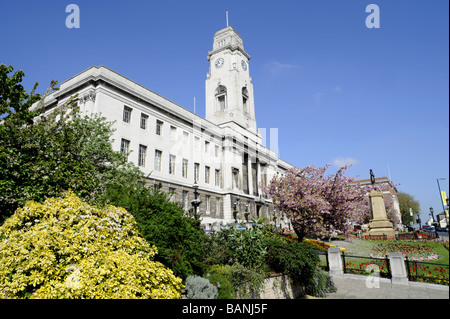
[368, 190, 396, 238]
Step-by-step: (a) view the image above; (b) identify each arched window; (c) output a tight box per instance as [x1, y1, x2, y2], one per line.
[215, 85, 227, 112]
[242, 87, 249, 113]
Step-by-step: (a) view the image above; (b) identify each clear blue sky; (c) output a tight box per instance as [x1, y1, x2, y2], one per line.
[1, 0, 448, 224]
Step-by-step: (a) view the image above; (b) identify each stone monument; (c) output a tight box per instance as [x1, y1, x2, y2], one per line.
[367, 170, 396, 238]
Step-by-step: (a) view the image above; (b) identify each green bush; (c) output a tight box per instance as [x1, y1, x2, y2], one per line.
[309, 268, 337, 297]
[204, 267, 235, 299]
[205, 224, 267, 268]
[185, 275, 218, 299]
[106, 183, 207, 280]
[265, 238, 318, 290]
[205, 264, 265, 299]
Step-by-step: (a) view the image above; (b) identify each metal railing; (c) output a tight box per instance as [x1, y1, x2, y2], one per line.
[405, 256, 449, 285]
[316, 251, 329, 271]
[342, 252, 392, 279]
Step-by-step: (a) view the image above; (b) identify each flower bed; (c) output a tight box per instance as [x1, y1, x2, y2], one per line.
[344, 260, 391, 278]
[303, 238, 348, 252]
[407, 262, 449, 285]
[371, 242, 439, 261]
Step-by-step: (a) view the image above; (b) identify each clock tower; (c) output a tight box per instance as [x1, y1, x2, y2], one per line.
[205, 26, 257, 134]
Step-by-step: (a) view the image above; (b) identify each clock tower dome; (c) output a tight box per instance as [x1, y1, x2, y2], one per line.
[205, 26, 257, 134]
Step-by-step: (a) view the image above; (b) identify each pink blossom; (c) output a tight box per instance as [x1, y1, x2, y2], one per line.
[262, 164, 370, 240]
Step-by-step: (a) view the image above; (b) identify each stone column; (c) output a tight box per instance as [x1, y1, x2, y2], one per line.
[389, 252, 409, 285]
[328, 247, 343, 277]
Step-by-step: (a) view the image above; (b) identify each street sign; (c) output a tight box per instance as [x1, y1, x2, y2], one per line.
[441, 191, 447, 205]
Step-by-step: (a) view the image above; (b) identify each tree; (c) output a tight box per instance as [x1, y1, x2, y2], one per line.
[263, 164, 370, 241]
[398, 192, 420, 225]
[0, 64, 46, 126]
[0, 64, 142, 221]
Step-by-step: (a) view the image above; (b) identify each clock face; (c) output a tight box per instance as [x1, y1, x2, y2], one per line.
[215, 58, 224, 68]
[241, 60, 247, 71]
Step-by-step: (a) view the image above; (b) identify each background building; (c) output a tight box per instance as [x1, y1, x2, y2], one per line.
[38, 26, 294, 231]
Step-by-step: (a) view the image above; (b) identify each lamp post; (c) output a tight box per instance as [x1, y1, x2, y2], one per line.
[430, 206, 438, 238]
[429, 206, 434, 223]
[192, 180, 200, 218]
[233, 199, 239, 223]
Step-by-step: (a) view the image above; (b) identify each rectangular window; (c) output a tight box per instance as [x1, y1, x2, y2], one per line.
[205, 166, 210, 184]
[168, 187, 176, 202]
[194, 163, 200, 182]
[120, 139, 130, 161]
[140, 113, 148, 129]
[205, 195, 210, 212]
[232, 168, 239, 189]
[216, 197, 221, 215]
[218, 95, 226, 112]
[215, 145, 219, 157]
[182, 159, 188, 178]
[154, 150, 162, 171]
[205, 141, 210, 153]
[156, 120, 163, 135]
[169, 155, 176, 175]
[138, 144, 147, 167]
[170, 126, 177, 140]
[123, 106, 132, 123]
[182, 191, 188, 210]
[243, 96, 248, 113]
[215, 169, 220, 186]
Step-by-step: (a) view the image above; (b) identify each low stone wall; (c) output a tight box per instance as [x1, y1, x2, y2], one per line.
[259, 274, 305, 299]
[182, 274, 305, 299]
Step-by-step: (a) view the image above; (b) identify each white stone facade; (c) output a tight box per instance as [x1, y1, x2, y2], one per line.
[38, 26, 294, 231]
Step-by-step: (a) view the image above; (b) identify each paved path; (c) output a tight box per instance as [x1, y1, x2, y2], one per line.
[323, 274, 449, 299]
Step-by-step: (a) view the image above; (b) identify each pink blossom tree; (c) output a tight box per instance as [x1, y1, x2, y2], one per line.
[263, 164, 370, 242]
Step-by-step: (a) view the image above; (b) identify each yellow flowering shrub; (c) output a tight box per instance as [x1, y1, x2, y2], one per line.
[0, 191, 183, 299]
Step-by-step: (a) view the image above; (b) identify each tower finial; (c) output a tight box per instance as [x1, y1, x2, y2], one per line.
[226, 10, 229, 27]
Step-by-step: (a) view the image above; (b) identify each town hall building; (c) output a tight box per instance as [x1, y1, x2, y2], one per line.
[38, 25, 294, 231]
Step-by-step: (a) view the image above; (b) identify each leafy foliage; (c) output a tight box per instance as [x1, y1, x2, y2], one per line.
[263, 164, 369, 241]
[0, 191, 183, 299]
[204, 266, 235, 299]
[105, 183, 207, 280]
[205, 264, 265, 299]
[205, 223, 267, 268]
[265, 237, 335, 297]
[185, 275, 218, 299]
[0, 64, 142, 222]
[0, 64, 45, 126]
[398, 192, 420, 225]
